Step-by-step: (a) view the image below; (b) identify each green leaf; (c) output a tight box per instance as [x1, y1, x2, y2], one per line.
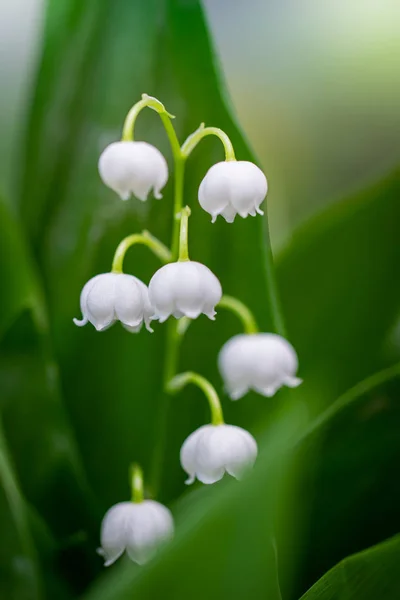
[0, 419, 43, 600]
[299, 534, 400, 599]
[0, 200, 45, 340]
[0, 196, 100, 590]
[291, 363, 400, 597]
[277, 169, 400, 402]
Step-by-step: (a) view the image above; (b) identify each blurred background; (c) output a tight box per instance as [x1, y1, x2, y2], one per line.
[1, 0, 399, 248]
[1, 1, 400, 599]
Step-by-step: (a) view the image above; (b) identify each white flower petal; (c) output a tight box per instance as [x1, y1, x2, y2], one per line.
[283, 376, 303, 388]
[74, 273, 151, 334]
[100, 501, 135, 565]
[125, 501, 174, 565]
[180, 425, 207, 482]
[114, 275, 147, 326]
[98, 141, 168, 201]
[220, 204, 237, 223]
[198, 169, 229, 218]
[73, 316, 88, 327]
[198, 161, 267, 222]
[122, 323, 143, 333]
[99, 500, 174, 566]
[219, 333, 301, 399]
[180, 424, 257, 484]
[149, 261, 222, 323]
[196, 468, 225, 484]
[97, 546, 125, 568]
[73, 273, 103, 326]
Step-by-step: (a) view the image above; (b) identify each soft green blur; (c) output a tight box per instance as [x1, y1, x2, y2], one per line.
[1, 0, 400, 248]
[0, 2, 400, 599]
[203, 0, 400, 247]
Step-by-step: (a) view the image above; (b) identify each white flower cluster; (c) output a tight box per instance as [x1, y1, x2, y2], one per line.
[74, 261, 222, 332]
[75, 98, 301, 568]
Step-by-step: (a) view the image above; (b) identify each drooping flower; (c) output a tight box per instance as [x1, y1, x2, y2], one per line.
[218, 333, 302, 400]
[98, 500, 174, 566]
[198, 160, 268, 223]
[148, 261, 222, 323]
[98, 141, 168, 201]
[180, 424, 257, 484]
[73, 272, 153, 332]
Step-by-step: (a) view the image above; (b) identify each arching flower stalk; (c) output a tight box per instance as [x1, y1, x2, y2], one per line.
[167, 372, 258, 484]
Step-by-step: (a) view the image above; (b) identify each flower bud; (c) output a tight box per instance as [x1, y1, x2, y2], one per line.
[148, 261, 222, 323]
[73, 272, 153, 332]
[181, 424, 257, 484]
[98, 500, 174, 566]
[198, 160, 267, 223]
[218, 333, 302, 400]
[98, 141, 168, 201]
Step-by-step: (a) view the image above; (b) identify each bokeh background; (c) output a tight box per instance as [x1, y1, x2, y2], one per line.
[1, 1, 400, 599]
[2, 0, 399, 246]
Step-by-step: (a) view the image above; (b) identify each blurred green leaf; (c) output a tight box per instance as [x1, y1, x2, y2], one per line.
[0, 420, 43, 600]
[292, 363, 400, 596]
[0, 200, 45, 340]
[299, 534, 400, 600]
[277, 170, 400, 403]
[0, 196, 100, 590]
[274, 173, 400, 595]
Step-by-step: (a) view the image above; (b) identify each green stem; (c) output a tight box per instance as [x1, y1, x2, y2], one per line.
[170, 156, 186, 261]
[167, 372, 225, 426]
[178, 206, 191, 261]
[150, 319, 182, 497]
[181, 123, 236, 161]
[122, 94, 176, 142]
[218, 295, 258, 334]
[111, 231, 171, 273]
[130, 463, 144, 503]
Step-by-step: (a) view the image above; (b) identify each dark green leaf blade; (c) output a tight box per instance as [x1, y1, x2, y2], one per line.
[0, 420, 43, 600]
[277, 169, 400, 402]
[0, 197, 100, 590]
[0, 200, 45, 340]
[292, 363, 400, 597]
[299, 534, 400, 600]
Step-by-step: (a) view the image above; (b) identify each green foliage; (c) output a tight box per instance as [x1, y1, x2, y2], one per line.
[0, 421, 43, 600]
[299, 534, 400, 600]
[0, 0, 399, 598]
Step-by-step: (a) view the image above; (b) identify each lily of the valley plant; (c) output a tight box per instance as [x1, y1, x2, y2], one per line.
[74, 93, 301, 566]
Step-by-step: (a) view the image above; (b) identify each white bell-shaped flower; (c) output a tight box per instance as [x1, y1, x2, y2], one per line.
[148, 261, 222, 323]
[198, 160, 268, 223]
[218, 333, 302, 400]
[73, 272, 153, 332]
[180, 424, 257, 484]
[98, 500, 174, 566]
[98, 141, 168, 201]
